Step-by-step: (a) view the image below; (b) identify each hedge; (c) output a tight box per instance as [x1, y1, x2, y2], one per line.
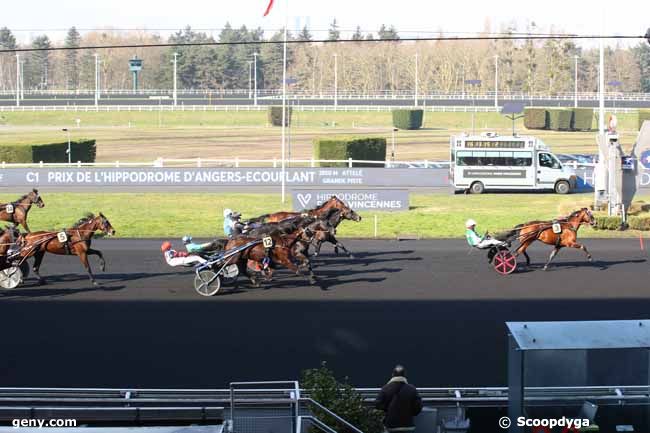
[313, 136, 387, 167]
[524, 108, 547, 130]
[640, 109, 650, 131]
[0, 140, 96, 163]
[267, 106, 292, 127]
[547, 109, 572, 131]
[571, 108, 594, 131]
[594, 215, 650, 231]
[392, 109, 424, 130]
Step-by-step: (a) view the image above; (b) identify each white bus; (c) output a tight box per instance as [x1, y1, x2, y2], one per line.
[450, 133, 577, 194]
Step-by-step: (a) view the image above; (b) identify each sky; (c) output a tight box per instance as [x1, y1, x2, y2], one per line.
[2, 0, 647, 47]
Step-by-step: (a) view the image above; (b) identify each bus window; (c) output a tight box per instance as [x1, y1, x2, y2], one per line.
[539, 153, 561, 169]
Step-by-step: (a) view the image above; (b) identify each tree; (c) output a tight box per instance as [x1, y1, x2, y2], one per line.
[328, 19, 340, 41]
[167, 26, 218, 89]
[351, 26, 364, 41]
[0, 27, 17, 91]
[377, 24, 399, 40]
[64, 27, 81, 89]
[298, 25, 312, 42]
[633, 42, 650, 92]
[29, 35, 52, 89]
[0, 27, 16, 49]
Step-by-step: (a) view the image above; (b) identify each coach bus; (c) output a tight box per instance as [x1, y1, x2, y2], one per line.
[450, 133, 577, 194]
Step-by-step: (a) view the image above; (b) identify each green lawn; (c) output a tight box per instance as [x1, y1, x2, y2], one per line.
[1, 192, 646, 239]
[0, 111, 641, 162]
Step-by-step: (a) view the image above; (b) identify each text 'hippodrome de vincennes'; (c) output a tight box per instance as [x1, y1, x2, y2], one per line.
[28, 169, 364, 185]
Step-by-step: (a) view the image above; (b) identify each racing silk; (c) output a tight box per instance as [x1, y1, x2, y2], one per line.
[223, 217, 235, 236]
[465, 229, 482, 247]
[164, 249, 206, 267]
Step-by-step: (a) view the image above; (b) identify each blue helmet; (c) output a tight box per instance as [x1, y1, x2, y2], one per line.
[182, 235, 192, 244]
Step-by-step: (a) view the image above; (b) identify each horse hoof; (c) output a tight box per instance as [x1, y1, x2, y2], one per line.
[588, 256, 593, 262]
[348, 254, 356, 259]
[543, 266, 548, 271]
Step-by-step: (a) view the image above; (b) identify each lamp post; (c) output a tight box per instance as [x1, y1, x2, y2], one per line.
[494, 55, 499, 109]
[94, 54, 99, 108]
[62, 128, 71, 164]
[574, 55, 579, 108]
[414, 53, 419, 107]
[253, 53, 259, 106]
[465, 79, 481, 135]
[248, 60, 253, 99]
[333, 53, 338, 110]
[172, 52, 178, 107]
[391, 128, 398, 161]
[15, 53, 19, 107]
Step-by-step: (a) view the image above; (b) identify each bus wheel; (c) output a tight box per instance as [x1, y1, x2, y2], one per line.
[555, 180, 570, 194]
[470, 181, 485, 194]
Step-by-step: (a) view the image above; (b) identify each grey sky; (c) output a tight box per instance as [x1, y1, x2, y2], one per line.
[3, 0, 647, 47]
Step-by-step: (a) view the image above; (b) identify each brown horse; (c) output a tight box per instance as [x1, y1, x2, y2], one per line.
[19, 213, 116, 286]
[0, 189, 45, 232]
[248, 196, 362, 224]
[512, 208, 596, 270]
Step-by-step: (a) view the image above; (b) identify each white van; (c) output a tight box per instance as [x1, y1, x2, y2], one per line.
[450, 133, 577, 194]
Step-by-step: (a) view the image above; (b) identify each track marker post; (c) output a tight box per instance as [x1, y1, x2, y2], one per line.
[374, 215, 378, 238]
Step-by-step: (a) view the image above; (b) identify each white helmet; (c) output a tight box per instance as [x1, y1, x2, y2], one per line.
[223, 208, 233, 218]
[465, 219, 477, 228]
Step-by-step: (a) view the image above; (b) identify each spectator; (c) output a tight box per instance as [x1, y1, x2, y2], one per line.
[375, 365, 423, 432]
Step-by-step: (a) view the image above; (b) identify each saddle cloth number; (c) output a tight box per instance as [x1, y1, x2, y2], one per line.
[57, 232, 68, 243]
[262, 236, 273, 248]
[552, 223, 562, 234]
[5, 204, 14, 214]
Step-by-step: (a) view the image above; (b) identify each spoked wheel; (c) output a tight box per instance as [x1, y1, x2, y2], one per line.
[194, 270, 222, 297]
[493, 250, 517, 275]
[0, 266, 24, 289]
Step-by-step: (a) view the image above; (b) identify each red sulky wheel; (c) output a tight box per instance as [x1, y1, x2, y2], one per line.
[493, 250, 517, 275]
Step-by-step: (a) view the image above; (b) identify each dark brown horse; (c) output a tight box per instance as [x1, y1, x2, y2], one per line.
[512, 208, 596, 270]
[19, 213, 115, 286]
[311, 208, 355, 258]
[249, 196, 362, 224]
[0, 189, 44, 232]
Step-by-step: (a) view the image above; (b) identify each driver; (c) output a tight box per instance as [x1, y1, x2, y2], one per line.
[223, 209, 245, 237]
[161, 241, 207, 267]
[182, 235, 215, 254]
[465, 219, 504, 249]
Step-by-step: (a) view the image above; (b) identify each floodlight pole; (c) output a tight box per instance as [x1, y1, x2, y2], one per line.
[94, 54, 99, 108]
[333, 53, 338, 110]
[248, 60, 253, 99]
[280, 0, 288, 203]
[253, 52, 258, 106]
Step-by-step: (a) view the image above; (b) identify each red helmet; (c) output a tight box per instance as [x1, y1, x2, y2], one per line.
[161, 241, 172, 252]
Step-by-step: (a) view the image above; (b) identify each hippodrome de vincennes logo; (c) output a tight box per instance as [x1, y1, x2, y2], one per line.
[641, 150, 650, 170]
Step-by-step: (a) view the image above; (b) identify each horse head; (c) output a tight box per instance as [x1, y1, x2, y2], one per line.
[329, 196, 361, 222]
[581, 208, 596, 227]
[98, 212, 116, 236]
[29, 189, 45, 208]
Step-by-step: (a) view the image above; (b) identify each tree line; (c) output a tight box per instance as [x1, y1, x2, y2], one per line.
[0, 21, 648, 94]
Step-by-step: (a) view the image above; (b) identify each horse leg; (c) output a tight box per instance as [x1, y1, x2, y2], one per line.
[78, 251, 99, 286]
[313, 240, 322, 257]
[514, 240, 533, 267]
[21, 219, 30, 233]
[32, 251, 46, 284]
[87, 248, 106, 272]
[334, 240, 354, 259]
[568, 242, 593, 262]
[543, 247, 561, 271]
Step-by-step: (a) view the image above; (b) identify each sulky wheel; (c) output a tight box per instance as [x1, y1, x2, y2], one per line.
[0, 266, 24, 289]
[493, 250, 517, 275]
[194, 270, 222, 297]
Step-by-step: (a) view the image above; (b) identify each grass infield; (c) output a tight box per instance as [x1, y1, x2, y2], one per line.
[1, 192, 647, 239]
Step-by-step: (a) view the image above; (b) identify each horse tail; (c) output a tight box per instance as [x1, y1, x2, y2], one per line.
[248, 214, 269, 224]
[495, 228, 521, 242]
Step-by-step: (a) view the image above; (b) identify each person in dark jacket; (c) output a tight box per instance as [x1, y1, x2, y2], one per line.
[375, 365, 423, 432]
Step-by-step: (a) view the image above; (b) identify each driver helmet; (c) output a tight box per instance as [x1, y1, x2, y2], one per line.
[182, 235, 192, 244]
[465, 219, 477, 229]
[223, 208, 233, 218]
[161, 241, 172, 252]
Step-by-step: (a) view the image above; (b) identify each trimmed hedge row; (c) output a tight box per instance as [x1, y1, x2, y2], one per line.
[640, 109, 650, 131]
[313, 136, 387, 167]
[594, 215, 650, 231]
[0, 140, 96, 163]
[392, 109, 424, 130]
[267, 106, 292, 127]
[524, 108, 594, 131]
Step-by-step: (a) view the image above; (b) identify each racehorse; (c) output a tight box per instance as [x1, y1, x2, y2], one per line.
[0, 189, 45, 232]
[19, 213, 115, 286]
[225, 218, 332, 287]
[510, 208, 596, 270]
[311, 208, 355, 258]
[248, 196, 362, 224]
